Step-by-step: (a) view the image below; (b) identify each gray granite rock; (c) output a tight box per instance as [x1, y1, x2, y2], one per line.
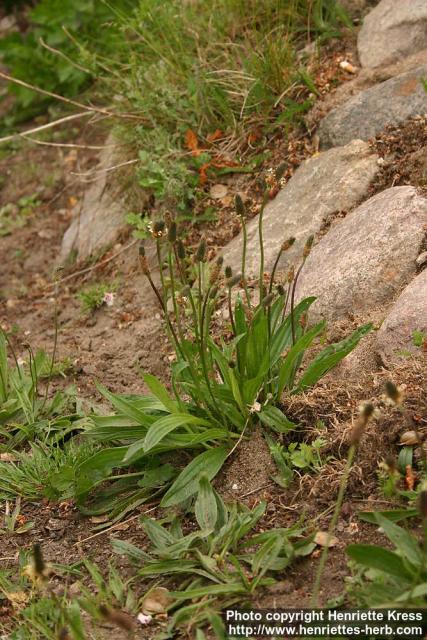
[358, 0, 427, 69]
[295, 186, 427, 322]
[376, 269, 427, 365]
[318, 65, 427, 148]
[220, 139, 379, 275]
[60, 138, 145, 261]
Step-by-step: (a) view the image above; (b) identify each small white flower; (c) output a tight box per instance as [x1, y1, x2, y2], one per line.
[137, 613, 152, 625]
[102, 292, 115, 307]
[232, 483, 238, 491]
[249, 401, 262, 414]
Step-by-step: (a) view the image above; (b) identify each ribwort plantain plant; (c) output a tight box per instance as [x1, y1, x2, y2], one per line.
[80, 169, 371, 514]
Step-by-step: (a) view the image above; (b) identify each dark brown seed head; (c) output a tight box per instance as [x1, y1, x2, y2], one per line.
[152, 220, 166, 238]
[261, 293, 275, 307]
[235, 194, 246, 217]
[303, 235, 314, 258]
[228, 360, 236, 369]
[195, 238, 206, 262]
[33, 544, 45, 577]
[276, 284, 285, 296]
[281, 237, 296, 252]
[209, 263, 221, 285]
[226, 274, 242, 288]
[139, 254, 150, 275]
[168, 221, 177, 243]
[225, 265, 232, 278]
[350, 402, 375, 446]
[139, 243, 145, 257]
[216, 255, 224, 267]
[58, 629, 72, 640]
[177, 240, 186, 260]
[385, 381, 402, 405]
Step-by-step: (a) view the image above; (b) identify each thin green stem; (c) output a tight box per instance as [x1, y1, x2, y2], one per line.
[239, 214, 252, 308]
[311, 445, 356, 607]
[41, 281, 59, 415]
[268, 248, 283, 295]
[290, 260, 305, 345]
[258, 194, 268, 303]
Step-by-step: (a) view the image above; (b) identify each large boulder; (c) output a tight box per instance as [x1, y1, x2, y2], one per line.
[358, 0, 427, 69]
[318, 65, 427, 148]
[376, 269, 427, 365]
[295, 186, 427, 322]
[220, 140, 379, 275]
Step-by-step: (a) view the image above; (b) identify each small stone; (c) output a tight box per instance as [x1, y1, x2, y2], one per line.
[314, 531, 339, 548]
[416, 251, 427, 267]
[209, 184, 228, 199]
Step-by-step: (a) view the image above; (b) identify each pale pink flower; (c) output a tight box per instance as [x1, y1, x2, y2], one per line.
[102, 292, 115, 307]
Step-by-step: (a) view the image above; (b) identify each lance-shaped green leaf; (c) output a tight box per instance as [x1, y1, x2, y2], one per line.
[143, 413, 211, 453]
[161, 448, 228, 507]
[346, 544, 414, 580]
[143, 373, 178, 413]
[295, 323, 372, 391]
[195, 475, 218, 532]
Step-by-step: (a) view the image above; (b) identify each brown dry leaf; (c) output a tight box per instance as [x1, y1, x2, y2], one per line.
[209, 184, 228, 199]
[314, 531, 339, 548]
[207, 129, 223, 143]
[142, 587, 171, 614]
[405, 464, 417, 491]
[185, 129, 201, 155]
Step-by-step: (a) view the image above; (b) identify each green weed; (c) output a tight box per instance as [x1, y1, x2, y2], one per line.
[112, 478, 315, 635]
[0, 440, 96, 501]
[347, 506, 427, 607]
[77, 281, 118, 314]
[0, 193, 41, 237]
[0, 330, 82, 448]
[0, 497, 34, 536]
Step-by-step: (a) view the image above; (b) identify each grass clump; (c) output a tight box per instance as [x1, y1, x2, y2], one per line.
[0, 330, 82, 448]
[78, 281, 117, 314]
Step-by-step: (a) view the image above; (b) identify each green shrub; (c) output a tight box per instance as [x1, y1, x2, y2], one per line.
[0, 0, 129, 125]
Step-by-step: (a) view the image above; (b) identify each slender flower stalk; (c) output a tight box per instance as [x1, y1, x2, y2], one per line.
[290, 235, 313, 344]
[269, 237, 295, 294]
[258, 191, 269, 302]
[311, 403, 375, 606]
[235, 194, 252, 308]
